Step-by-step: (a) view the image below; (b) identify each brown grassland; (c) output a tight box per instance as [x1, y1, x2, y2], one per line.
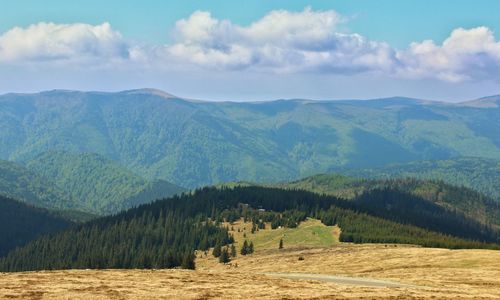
[0, 219, 499, 299]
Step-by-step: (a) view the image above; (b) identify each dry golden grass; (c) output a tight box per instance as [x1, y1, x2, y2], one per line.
[1, 245, 499, 299]
[1, 219, 499, 299]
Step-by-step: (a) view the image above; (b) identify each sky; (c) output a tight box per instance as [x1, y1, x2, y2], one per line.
[1, 0, 500, 101]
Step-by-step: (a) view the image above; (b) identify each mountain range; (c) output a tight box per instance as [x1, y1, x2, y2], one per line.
[0, 89, 498, 188]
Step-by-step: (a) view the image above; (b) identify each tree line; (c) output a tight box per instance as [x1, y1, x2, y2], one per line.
[1, 186, 498, 272]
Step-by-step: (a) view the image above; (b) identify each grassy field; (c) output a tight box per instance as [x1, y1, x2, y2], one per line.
[224, 218, 340, 251]
[1, 219, 499, 299]
[1, 244, 499, 299]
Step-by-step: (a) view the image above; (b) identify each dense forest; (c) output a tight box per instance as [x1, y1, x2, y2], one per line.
[279, 175, 500, 227]
[1, 186, 498, 272]
[25, 151, 185, 214]
[340, 157, 500, 201]
[0, 159, 76, 211]
[0, 196, 73, 257]
[0, 153, 184, 217]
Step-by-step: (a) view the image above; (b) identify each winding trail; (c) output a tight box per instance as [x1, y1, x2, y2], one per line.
[265, 272, 418, 288]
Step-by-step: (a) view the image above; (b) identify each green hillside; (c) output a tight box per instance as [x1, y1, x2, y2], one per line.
[0, 195, 73, 257]
[25, 151, 185, 215]
[280, 174, 500, 227]
[0, 90, 498, 188]
[339, 157, 500, 201]
[1, 186, 497, 272]
[0, 159, 77, 211]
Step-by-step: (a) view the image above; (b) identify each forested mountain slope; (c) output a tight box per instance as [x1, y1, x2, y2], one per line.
[0, 89, 498, 188]
[280, 175, 500, 227]
[339, 157, 500, 201]
[0, 153, 184, 215]
[1, 187, 498, 272]
[26, 151, 185, 214]
[0, 159, 76, 210]
[0, 196, 73, 257]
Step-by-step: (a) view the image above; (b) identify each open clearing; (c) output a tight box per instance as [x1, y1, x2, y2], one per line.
[1, 245, 499, 299]
[1, 219, 499, 299]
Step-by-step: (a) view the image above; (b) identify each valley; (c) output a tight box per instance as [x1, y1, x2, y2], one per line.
[0, 90, 498, 299]
[2, 2, 500, 298]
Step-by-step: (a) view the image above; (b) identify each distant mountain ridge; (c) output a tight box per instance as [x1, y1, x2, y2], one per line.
[0, 89, 498, 188]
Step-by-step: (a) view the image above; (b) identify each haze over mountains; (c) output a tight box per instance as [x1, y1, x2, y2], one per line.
[0, 89, 498, 188]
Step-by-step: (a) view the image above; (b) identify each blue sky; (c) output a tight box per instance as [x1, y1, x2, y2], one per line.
[1, 1, 500, 101]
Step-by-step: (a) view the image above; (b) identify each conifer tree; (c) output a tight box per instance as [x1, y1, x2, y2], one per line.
[219, 248, 230, 264]
[212, 243, 222, 258]
[181, 252, 195, 270]
[230, 244, 237, 257]
[240, 240, 248, 255]
[279, 238, 283, 249]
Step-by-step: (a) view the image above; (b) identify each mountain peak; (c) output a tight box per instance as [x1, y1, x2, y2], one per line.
[459, 95, 500, 108]
[120, 88, 178, 99]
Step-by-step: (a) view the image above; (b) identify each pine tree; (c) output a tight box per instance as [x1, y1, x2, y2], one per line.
[181, 252, 195, 270]
[249, 241, 254, 254]
[219, 248, 230, 264]
[230, 244, 237, 257]
[240, 240, 248, 255]
[279, 238, 283, 249]
[212, 243, 222, 258]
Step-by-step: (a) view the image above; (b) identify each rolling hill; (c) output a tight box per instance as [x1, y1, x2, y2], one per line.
[0, 89, 498, 188]
[0, 159, 77, 211]
[25, 151, 185, 215]
[1, 186, 497, 272]
[0, 195, 73, 257]
[0, 153, 184, 216]
[279, 174, 500, 227]
[339, 157, 500, 201]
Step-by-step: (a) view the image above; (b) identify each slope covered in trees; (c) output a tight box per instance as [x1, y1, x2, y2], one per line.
[0, 159, 76, 210]
[340, 157, 500, 201]
[26, 151, 185, 214]
[0, 196, 73, 257]
[0, 152, 184, 216]
[280, 175, 500, 227]
[1, 187, 497, 272]
[0, 89, 498, 188]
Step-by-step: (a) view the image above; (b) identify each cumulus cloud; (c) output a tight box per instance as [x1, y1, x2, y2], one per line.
[397, 27, 500, 82]
[0, 22, 129, 63]
[0, 9, 500, 83]
[167, 8, 398, 73]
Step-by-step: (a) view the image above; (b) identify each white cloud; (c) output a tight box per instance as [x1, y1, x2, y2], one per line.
[397, 27, 500, 82]
[0, 10, 499, 83]
[167, 8, 397, 73]
[0, 22, 128, 63]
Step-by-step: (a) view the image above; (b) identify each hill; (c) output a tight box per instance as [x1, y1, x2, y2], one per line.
[339, 157, 500, 201]
[1, 186, 497, 272]
[280, 174, 500, 227]
[0, 195, 73, 257]
[0, 159, 77, 211]
[25, 151, 185, 214]
[0, 90, 498, 188]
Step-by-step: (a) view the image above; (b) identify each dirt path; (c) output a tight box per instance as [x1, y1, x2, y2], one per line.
[265, 272, 418, 288]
